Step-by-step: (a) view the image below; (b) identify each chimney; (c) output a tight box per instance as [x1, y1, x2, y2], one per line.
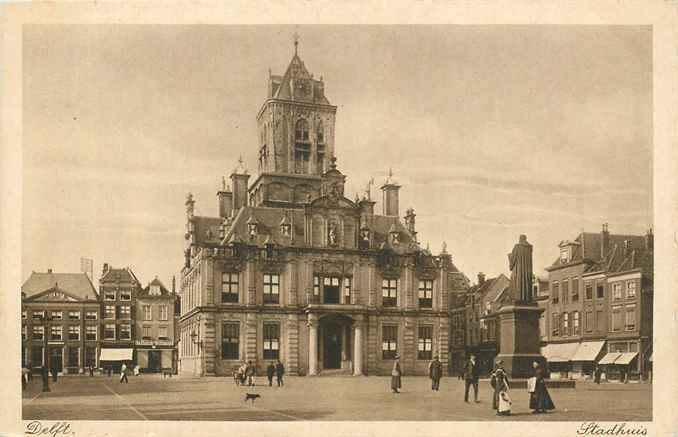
[623, 239, 632, 257]
[172, 275, 176, 294]
[600, 223, 610, 259]
[478, 272, 486, 285]
[185, 193, 195, 219]
[231, 157, 250, 212]
[404, 207, 417, 241]
[358, 197, 376, 217]
[217, 176, 233, 219]
[47, 268, 53, 274]
[380, 169, 401, 217]
[645, 228, 653, 250]
[102, 263, 110, 276]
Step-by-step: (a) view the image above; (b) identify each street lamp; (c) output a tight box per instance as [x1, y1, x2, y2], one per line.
[190, 320, 203, 376]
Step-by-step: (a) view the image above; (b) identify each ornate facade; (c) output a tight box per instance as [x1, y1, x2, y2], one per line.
[178, 43, 468, 377]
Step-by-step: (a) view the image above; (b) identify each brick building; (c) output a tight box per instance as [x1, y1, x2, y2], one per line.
[135, 278, 178, 373]
[21, 270, 100, 374]
[542, 225, 653, 380]
[98, 264, 141, 371]
[177, 42, 469, 377]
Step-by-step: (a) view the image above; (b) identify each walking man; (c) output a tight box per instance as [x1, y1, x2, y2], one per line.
[266, 362, 275, 387]
[119, 363, 129, 383]
[246, 360, 256, 386]
[464, 354, 480, 403]
[275, 360, 285, 387]
[88, 364, 94, 377]
[391, 354, 402, 394]
[594, 365, 602, 384]
[428, 355, 443, 391]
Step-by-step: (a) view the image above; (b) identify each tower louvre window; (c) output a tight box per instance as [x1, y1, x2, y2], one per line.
[295, 119, 309, 142]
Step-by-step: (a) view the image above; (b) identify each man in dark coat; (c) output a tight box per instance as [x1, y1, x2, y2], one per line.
[391, 354, 402, 394]
[275, 360, 285, 387]
[50, 363, 58, 382]
[529, 361, 555, 413]
[464, 354, 480, 402]
[429, 355, 443, 391]
[266, 362, 275, 387]
[594, 366, 602, 384]
[246, 360, 256, 386]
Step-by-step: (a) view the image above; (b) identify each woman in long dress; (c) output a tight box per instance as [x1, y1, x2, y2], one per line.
[492, 366, 511, 416]
[391, 354, 402, 394]
[529, 361, 555, 413]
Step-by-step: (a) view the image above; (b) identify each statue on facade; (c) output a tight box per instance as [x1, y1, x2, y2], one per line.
[328, 222, 338, 246]
[508, 234, 534, 303]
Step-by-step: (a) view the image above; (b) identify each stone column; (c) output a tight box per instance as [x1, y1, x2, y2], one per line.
[353, 318, 364, 376]
[307, 314, 319, 376]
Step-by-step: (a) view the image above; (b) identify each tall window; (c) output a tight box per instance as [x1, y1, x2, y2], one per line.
[323, 277, 341, 304]
[142, 326, 151, 339]
[263, 323, 280, 360]
[571, 279, 579, 302]
[612, 305, 623, 331]
[22, 325, 27, 340]
[585, 282, 593, 300]
[596, 283, 605, 299]
[158, 326, 169, 340]
[572, 311, 580, 335]
[33, 310, 45, 320]
[344, 277, 352, 304]
[221, 322, 240, 360]
[104, 290, 116, 301]
[68, 325, 80, 340]
[105, 305, 115, 319]
[417, 326, 433, 360]
[418, 280, 433, 309]
[313, 275, 320, 297]
[316, 121, 324, 144]
[625, 305, 636, 331]
[295, 119, 310, 142]
[85, 311, 98, 320]
[612, 283, 623, 300]
[562, 280, 569, 304]
[104, 323, 115, 340]
[51, 325, 63, 341]
[86, 325, 97, 341]
[626, 281, 637, 299]
[68, 311, 80, 320]
[32, 346, 44, 367]
[51, 311, 63, 320]
[551, 282, 559, 304]
[68, 347, 79, 367]
[120, 290, 132, 301]
[263, 274, 280, 304]
[382, 279, 398, 307]
[119, 324, 131, 340]
[585, 311, 594, 332]
[382, 325, 398, 359]
[221, 272, 239, 303]
[22, 310, 27, 320]
[33, 326, 44, 340]
[562, 312, 569, 336]
[159, 305, 168, 321]
[143, 305, 152, 321]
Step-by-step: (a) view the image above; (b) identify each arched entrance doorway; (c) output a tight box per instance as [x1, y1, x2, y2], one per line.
[318, 314, 353, 373]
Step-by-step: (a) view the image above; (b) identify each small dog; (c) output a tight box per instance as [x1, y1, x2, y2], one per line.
[244, 393, 261, 404]
[162, 370, 172, 378]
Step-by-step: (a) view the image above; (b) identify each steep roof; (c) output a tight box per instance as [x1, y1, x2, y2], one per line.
[192, 216, 223, 246]
[271, 53, 331, 105]
[22, 271, 98, 300]
[548, 231, 647, 270]
[139, 277, 173, 298]
[100, 266, 140, 284]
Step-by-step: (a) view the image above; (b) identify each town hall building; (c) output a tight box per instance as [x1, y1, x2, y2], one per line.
[177, 40, 469, 377]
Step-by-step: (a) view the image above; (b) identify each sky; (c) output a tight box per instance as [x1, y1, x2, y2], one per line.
[22, 25, 653, 287]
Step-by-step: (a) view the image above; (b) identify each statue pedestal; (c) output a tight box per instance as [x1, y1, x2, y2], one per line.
[495, 303, 546, 379]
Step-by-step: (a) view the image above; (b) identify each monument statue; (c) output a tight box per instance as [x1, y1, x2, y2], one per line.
[508, 234, 533, 303]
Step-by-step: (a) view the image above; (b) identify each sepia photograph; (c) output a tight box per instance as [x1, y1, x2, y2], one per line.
[2, 2, 677, 436]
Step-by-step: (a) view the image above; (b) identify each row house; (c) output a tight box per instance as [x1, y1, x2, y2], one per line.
[177, 42, 469, 377]
[135, 277, 178, 372]
[21, 270, 100, 374]
[542, 225, 653, 380]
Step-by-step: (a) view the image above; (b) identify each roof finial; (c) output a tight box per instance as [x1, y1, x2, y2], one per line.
[293, 30, 300, 55]
[222, 176, 226, 191]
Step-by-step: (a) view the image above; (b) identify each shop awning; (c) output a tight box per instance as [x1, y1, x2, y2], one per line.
[541, 342, 580, 363]
[615, 352, 638, 365]
[570, 341, 606, 362]
[99, 348, 133, 361]
[598, 352, 622, 365]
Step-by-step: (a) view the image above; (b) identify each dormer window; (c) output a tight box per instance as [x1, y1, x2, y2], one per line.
[388, 224, 400, 245]
[247, 216, 258, 237]
[560, 248, 570, 263]
[279, 217, 291, 237]
[150, 285, 161, 296]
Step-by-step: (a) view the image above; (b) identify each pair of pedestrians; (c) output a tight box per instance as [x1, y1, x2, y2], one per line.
[390, 355, 444, 394]
[265, 360, 286, 387]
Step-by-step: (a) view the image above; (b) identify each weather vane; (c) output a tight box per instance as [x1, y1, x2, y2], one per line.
[293, 30, 300, 55]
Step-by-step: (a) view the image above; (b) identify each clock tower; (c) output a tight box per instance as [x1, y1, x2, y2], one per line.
[249, 38, 338, 207]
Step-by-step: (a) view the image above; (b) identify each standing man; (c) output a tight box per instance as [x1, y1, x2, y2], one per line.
[594, 365, 602, 384]
[464, 354, 480, 403]
[88, 364, 94, 377]
[266, 362, 275, 387]
[275, 360, 285, 387]
[391, 354, 402, 394]
[428, 355, 443, 391]
[246, 360, 256, 387]
[119, 363, 129, 383]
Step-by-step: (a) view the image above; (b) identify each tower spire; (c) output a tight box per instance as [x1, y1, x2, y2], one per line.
[293, 31, 300, 55]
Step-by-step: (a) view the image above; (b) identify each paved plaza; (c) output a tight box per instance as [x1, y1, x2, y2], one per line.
[22, 374, 651, 422]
